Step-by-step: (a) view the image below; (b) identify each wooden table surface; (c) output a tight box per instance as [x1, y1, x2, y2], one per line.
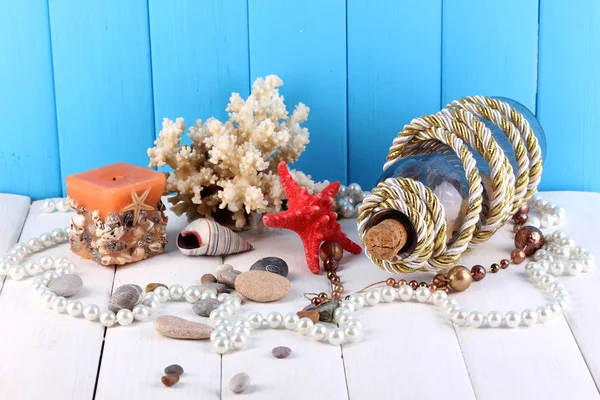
[0, 191, 599, 400]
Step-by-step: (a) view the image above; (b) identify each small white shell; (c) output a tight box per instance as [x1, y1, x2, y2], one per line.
[177, 219, 253, 256]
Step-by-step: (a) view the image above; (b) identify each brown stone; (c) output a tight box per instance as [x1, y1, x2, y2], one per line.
[201, 274, 217, 284]
[154, 315, 214, 339]
[234, 270, 291, 302]
[296, 309, 319, 324]
[145, 283, 168, 293]
[161, 373, 180, 387]
[364, 219, 407, 260]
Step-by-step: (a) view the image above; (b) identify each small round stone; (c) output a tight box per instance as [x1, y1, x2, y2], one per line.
[271, 346, 292, 359]
[319, 241, 343, 261]
[201, 274, 217, 284]
[164, 364, 184, 376]
[47, 274, 83, 297]
[161, 373, 180, 387]
[249, 257, 289, 277]
[192, 298, 223, 317]
[229, 373, 250, 394]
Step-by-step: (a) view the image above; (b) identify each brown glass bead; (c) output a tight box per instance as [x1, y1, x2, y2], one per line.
[491, 263, 500, 273]
[330, 275, 341, 285]
[514, 226, 544, 256]
[513, 224, 522, 233]
[318, 292, 328, 299]
[500, 259, 510, 269]
[333, 284, 344, 293]
[471, 265, 486, 281]
[323, 257, 339, 272]
[398, 279, 408, 286]
[513, 212, 528, 225]
[418, 282, 428, 288]
[433, 273, 448, 288]
[311, 297, 320, 306]
[428, 284, 438, 292]
[446, 265, 472, 292]
[319, 241, 343, 261]
[409, 280, 418, 290]
[441, 287, 450, 294]
[327, 271, 336, 280]
[519, 202, 530, 214]
[332, 290, 342, 299]
[386, 278, 396, 287]
[510, 248, 526, 264]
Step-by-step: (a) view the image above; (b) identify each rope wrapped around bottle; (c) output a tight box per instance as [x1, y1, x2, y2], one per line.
[357, 96, 543, 274]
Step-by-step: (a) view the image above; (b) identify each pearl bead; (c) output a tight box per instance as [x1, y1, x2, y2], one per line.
[451, 309, 468, 326]
[52, 296, 68, 313]
[537, 306, 554, 323]
[141, 297, 158, 313]
[9, 249, 25, 262]
[344, 326, 361, 343]
[468, 311, 485, 328]
[52, 255, 67, 268]
[311, 323, 329, 341]
[201, 290, 217, 300]
[559, 237, 576, 249]
[583, 252, 595, 263]
[431, 290, 448, 306]
[348, 183, 362, 197]
[444, 305, 459, 318]
[266, 312, 283, 328]
[55, 199, 70, 212]
[39, 233, 54, 248]
[523, 215, 540, 228]
[505, 311, 521, 328]
[210, 328, 228, 342]
[51, 228, 67, 243]
[66, 300, 83, 317]
[216, 304, 233, 317]
[340, 300, 356, 312]
[348, 294, 365, 309]
[549, 261, 565, 276]
[397, 285, 413, 301]
[153, 286, 170, 303]
[41, 199, 56, 213]
[42, 292, 57, 308]
[0, 258, 10, 276]
[521, 309, 537, 326]
[553, 246, 571, 260]
[341, 203, 354, 218]
[552, 207, 566, 224]
[441, 297, 458, 309]
[540, 213, 555, 228]
[225, 297, 241, 311]
[380, 287, 396, 303]
[567, 259, 583, 276]
[39, 256, 54, 271]
[99, 311, 117, 327]
[165, 284, 183, 301]
[83, 304, 100, 321]
[283, 313, 299, 330]
[337, 313, 352, 328]
[55, 266, 69, 276]
[524, 261, 539, 276]
[346, 318, 363, 330]
[145, 292, 160, 303]
[364, 289, 381, 306]
[557, 299, 570, 312]
[209, 310, 227, 322]
[217, 293, 231, 302]
[543, 201, 556, 214]
[531, 194, 543, 209]
[184, 286, 201, 303]
[580, 255, 594, 272]
[9, 264, 25, 280]
[338, 184, 348, 197]
[27, 238, 42, 252]
[296, 317, 314, 335]
[538, 259, 551, 272]
[327, 328, 345, 345]
[415, 287, 431, 303]
[548, 302, 562, 316]
[116, 309, 134, 326]
[129, 304, 148, 322]
[539, 274, 556, 288]
[235, 319, 252, 330]
[230, 333, 247, 349]
[487, 311, 503, 328]
[213, 337, 230, 354]
[14, 242, 30, 254]
[531, 267, 546, 282]
[573, 246, 586, 258]
[533, 249, 549, 262]
[247, 312, 264, 329]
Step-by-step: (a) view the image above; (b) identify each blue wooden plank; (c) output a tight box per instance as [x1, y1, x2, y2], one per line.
[537, 0, 600, 191]
[442, 0, 539, 111]
[148, 0, 250, 141]
[248, 0, 347, 184]
[347, 0, 442, 190]
[49, 0, 155, 193]
[0, 0, 61, 199]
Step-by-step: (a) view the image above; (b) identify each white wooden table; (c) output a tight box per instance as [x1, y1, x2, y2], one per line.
[0, 191, 599, 400]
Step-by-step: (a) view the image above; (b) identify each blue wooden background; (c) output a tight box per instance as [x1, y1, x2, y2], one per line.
[1, 0, 599, 200]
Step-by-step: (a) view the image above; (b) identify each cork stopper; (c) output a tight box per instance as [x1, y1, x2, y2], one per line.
[364, 219, 408, 260]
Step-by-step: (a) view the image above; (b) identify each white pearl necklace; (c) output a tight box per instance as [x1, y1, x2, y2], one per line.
[334, 183, 368, 218]
[40, 198, 71, 214]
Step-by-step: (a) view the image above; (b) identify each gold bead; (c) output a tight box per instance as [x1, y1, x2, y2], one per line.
[446, 265, 472, 292]
[490, 263, 500, 273]
[418, 282, 428, 288]
[327, 271, 336, 280]
[318, 292, 328, 299]
[344, 295, 351, 301]
[334, 284, 344, 293]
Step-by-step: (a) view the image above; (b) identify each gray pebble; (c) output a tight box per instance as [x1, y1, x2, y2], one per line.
[192, 299, 222, 317]
[164, 364, 184, 376]
[108, 284, 144, 313]
[229, 373, 250, 394]
[317, 300, 339, 323]
[203, 282, 229, 294]
[272, 346, 292, 359]
[250, 257, 289, 277]
[217, 269, 241, 289]
[48, 274, 83, 297]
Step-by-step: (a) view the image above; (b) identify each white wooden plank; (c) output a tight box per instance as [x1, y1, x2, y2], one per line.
[0, 193, 30, 292]
[542, 191, 600, 392]
[450, 191, 599, 400]
[94, 207, 222, 399]
[220, 227, 349, 399]
[340, 219, 476, 400]
[0, 200, 116, 399]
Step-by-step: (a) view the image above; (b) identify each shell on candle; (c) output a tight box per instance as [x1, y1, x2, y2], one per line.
[176, 219, 253, 256]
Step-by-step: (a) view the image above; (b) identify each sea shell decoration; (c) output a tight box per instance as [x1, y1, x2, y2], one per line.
[177, 219, 253, 256]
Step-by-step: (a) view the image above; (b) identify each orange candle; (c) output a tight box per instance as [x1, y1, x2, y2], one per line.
[65, 162, 169, 266]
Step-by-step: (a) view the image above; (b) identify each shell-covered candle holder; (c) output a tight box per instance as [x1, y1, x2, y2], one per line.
[66, 163, 169, 266]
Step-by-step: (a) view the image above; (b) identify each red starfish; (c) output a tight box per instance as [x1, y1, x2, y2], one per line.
[263, 162, 362, 274]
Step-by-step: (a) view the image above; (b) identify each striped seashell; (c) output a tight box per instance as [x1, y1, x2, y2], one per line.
[177, 219, 253, 256]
